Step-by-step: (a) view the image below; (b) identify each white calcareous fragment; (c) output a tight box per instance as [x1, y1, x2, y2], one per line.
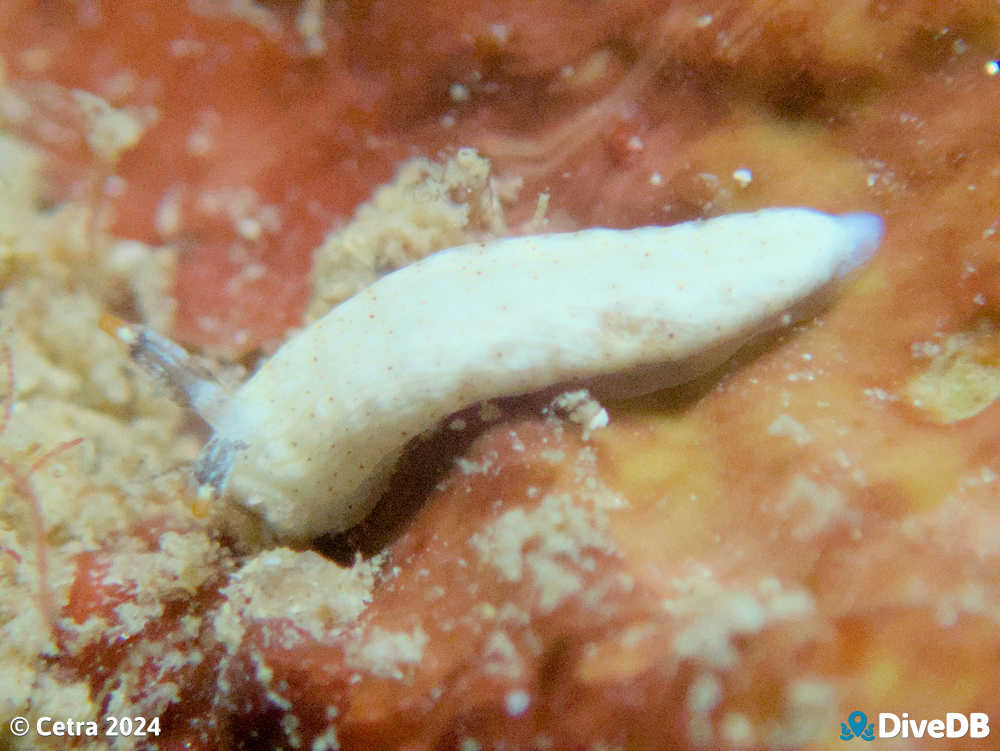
[112, 208, 883, 541]
[732, 167, 753, 187]
[549, 389, 609, 440]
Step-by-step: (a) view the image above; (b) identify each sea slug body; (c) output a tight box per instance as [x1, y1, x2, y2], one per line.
[108, 208, 883, 541]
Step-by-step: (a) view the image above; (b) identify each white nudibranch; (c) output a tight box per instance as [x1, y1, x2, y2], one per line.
[104, 208, 883, 541]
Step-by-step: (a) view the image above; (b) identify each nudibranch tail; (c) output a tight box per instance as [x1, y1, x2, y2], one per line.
[833, 213, 884, 277]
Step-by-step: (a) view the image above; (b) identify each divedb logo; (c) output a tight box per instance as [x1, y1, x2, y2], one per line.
[840, 710, 990, 741]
